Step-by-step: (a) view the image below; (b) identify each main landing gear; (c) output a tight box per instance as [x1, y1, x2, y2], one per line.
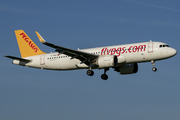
[87, 70, 94, 76]
[151, 60, 157, 72]
[101, 68, 109, 80]
[86, 68, 109, 80]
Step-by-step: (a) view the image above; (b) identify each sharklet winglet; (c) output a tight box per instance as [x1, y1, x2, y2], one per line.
[35, 31, 46, 43]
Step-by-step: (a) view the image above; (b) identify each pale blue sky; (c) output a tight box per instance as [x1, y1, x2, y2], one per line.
[1, 0, 180, 120]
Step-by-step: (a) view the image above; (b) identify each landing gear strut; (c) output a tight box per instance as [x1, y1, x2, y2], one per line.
[101, 68, 109, 80]
[151, 60, 157, 72]
[87, 63, 94, 76]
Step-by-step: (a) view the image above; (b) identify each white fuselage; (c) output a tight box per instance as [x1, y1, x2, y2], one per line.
[13, 41, 177, 70]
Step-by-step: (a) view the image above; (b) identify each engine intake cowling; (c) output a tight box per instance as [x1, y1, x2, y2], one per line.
[97, 55, 118, 68]
[115, 63, 138, 74]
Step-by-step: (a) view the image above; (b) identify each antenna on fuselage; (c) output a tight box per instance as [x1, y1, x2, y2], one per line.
[150, 39, 152, 42]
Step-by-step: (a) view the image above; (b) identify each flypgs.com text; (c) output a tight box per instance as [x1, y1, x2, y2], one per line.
[101, 45, 146, 57]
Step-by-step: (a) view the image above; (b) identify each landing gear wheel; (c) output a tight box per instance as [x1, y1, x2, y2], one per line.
[87, 70, 94, 76]
[101, 74, 108, 80]
[152, 67, 157, 72]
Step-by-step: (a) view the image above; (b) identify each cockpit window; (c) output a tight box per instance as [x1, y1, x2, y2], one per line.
[159, 44, 170, 48]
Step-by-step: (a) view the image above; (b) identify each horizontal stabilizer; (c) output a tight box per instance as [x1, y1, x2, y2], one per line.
[4, 55, 31, 62]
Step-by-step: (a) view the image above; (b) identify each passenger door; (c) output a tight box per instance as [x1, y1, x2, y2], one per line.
[148, 42, 153, 53]
[40, 55, 46, 65]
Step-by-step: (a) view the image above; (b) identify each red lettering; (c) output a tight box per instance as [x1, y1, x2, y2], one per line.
[24, 38, 29, 42]
[107, 49, 112, 55]
[128, 46, 133, 53]
[111, 48, 116, 55]
[30, 42, 38, 52]
[29, 41, 32, 45]
[121, 47, 126, 54]
[104, 48, 107, 55]
[101, 48, 105, 55]
[33, 48, 38, 53]
[30, 43, 35, 48]
[137, 45, 146, 52]
[116, 47, 121, 57]
[101, 48, 107, 55]
[20, 33, 26, 38]
[20, 32, 39, 53]
[133, 46, 137, 52]
[100, 44, 146, 57]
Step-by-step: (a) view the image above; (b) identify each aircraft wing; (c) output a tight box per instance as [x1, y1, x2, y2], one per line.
[35, 31, 99, 65]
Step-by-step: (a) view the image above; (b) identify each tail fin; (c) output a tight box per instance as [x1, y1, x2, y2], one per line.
[15, 30, 46, 58]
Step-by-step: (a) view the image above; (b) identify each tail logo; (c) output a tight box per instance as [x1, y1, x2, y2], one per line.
[20, 33, 39, 53]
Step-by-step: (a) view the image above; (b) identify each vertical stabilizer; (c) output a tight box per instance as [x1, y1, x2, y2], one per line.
[15, 30, 46, 58]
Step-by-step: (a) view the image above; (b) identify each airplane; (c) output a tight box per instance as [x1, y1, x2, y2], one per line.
[5, 30, 177, 80]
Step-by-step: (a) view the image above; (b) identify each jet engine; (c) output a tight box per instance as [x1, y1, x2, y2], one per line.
[115, 63, 138, 74]
[96, 55, 118, 68]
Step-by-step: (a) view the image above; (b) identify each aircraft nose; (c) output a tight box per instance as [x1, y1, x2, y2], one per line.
[171, 48, 177, 56]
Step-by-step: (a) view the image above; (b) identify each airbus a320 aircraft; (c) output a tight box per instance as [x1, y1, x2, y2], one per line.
[5, 30, 177, 80]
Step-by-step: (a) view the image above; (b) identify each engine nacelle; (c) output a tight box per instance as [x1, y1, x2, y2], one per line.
[97, 55, 118, 68]
[115, 63, 138, 74]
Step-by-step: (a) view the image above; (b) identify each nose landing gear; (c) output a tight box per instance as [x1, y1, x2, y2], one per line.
[151, 60, 157, 72]
[152, 67, 157, 72]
